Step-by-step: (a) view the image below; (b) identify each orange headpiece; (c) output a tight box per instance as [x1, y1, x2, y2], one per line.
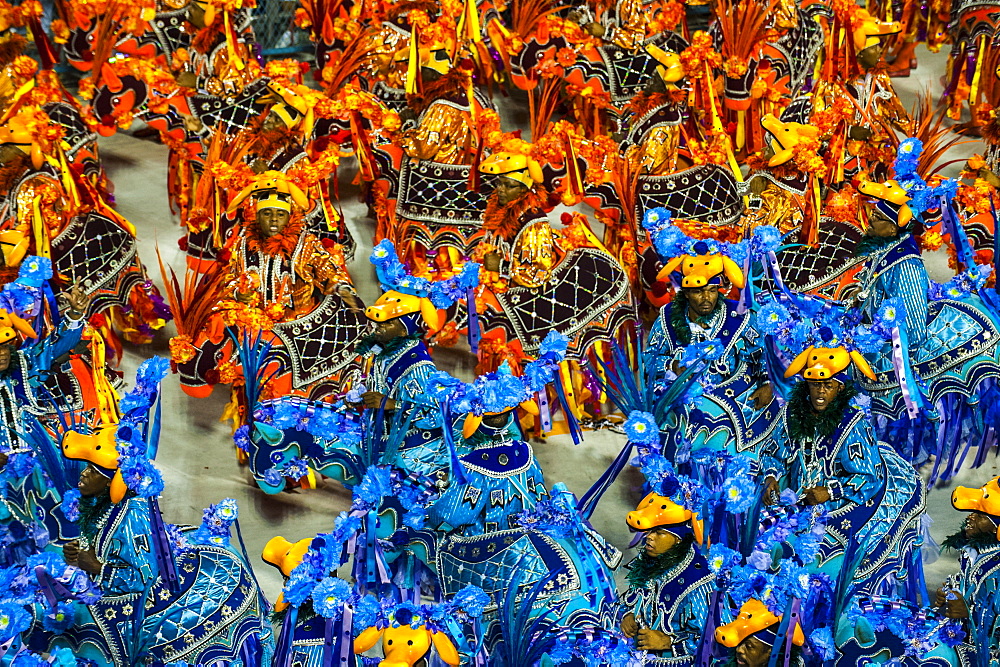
[858, 179, 913, 228]
[627, 492, 704, 544]
[354, 620, 460, 667]
[62, 425, 130, 503]
[364, 290, 443, 334]
[262, 536, 313, 611]
[783, 345, 877, 382]
[715, 599, 806, 648]
[227, 171, 309, 214]
[952, 477, 1000, 540]
[0, 307, 36, 345]
[480, 150, 544, 189]
[761, 114, 820, 167]
[644, 44, 685, 84]
[853, 9, 901, 51]
[658, 250, 746, 289]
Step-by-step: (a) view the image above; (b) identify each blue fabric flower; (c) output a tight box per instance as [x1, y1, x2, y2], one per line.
[17, 256, 52, 287]
[0, 601, 31, 641]
[233, 425, 250, 452]
[756, 300, 790, 335]
[11, 653, 46, 667]
[623, 411, 658, 444]
[312, 577, 352, 619]
[283, 564, 319, 607]
[352, 594, 383, 636]
[539, 331, 569, 358]
[451, 585, 489, 618]
[708, 544, 741, 575]
[47, 648, 77, 667]
[6, 453, 37, 478]
[809, 626, 836, 660]
[60, 489, 81, 522]
[281, 458, 309, 480]
[42, 600, 75, 633]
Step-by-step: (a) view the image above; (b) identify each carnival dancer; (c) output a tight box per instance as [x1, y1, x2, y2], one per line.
[56, 360, 274, 665]
[396, 43, 493, 166]
[643, 211, 778, 460]
[474, 147, 636, 385]
[223, 173, 356, 322]
[619, 46, 697, 177]
[715, 599, 807, 666]
[617, 492, 713, 664]
[361, 239, 479, 478]
[852, 171, 1000, 481]
[774, 340, 926, 600]
[419, 331, 566, 536]
[815, 8, 912, 185]
[0, 278, 110, 548]
[935, 476, 1000, 666]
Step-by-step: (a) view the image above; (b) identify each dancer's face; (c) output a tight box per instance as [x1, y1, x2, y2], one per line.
[78, 464, 112, 497]
[643, 527, 679, 556]
[857, 43, 884, 70]
[684, 283, 721, 318]
[257, 207, 291, 238]
[866, 207, 900, 238]
[807, 379, 841, 412]
[372, 317, 407, 344]
[735, 635, 772, 667]
[965, 511, 998, 538]
[0, 344, 12, 372]
[495, 176, 528, 206]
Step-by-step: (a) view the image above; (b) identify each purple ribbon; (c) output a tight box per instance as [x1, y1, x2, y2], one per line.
[467, 287, 480, 355]
[890, 327, 921, 419]
[338, 603, 355, 665]
[538, 390, 552, 432]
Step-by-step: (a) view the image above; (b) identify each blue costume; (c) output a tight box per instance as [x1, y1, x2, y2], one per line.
[647, 296, 779, 458]
[617, 542, 713, 665]
[55, 495, 275, 666]
[773, 383, 925, 601]
[364, 332, 450, 478]
[0, 316, 88, 552]
[426, 416, 548, 536]
[857, 234, 1000, 461]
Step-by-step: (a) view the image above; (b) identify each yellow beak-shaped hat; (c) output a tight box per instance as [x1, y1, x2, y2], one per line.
[761, 114, 820, 168]
[480, 151, 544, 189]
[952, 477, 1000, 540]
[783, 345, 877, 382]
[716, 599, 806, 648]
[262, 536, 314, 611]
[658, 250, 746, 289]
[62, 425, 130, 503]
[858, 179, 913, 228]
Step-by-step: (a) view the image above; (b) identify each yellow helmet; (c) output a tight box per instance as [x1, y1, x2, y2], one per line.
[480, 151, 544, 189]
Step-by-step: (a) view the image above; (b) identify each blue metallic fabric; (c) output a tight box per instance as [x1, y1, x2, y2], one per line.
[616, 546, 714, 666]
[773, 405, 925, 601]
[54, 498, 274, 666]
[647, 299, 782, 462]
